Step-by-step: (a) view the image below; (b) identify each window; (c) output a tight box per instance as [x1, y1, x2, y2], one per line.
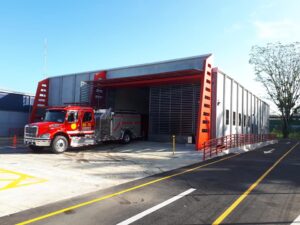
[238, 113, 241, 126]
[67, 111, 78, 123]
[233, 112, 236, 125]
[45, 110, 66, 123]
[83, 112, 92, 122]
[244, 115, 247, 127]
[23, 96, 32, 106]
[226, 110, 229, 125]
[248, 116, 251, 126]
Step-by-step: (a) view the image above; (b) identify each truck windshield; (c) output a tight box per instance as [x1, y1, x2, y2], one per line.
[44, 110, 66, 123]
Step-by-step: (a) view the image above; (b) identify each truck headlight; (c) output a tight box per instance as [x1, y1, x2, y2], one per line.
[40, 133, 50, 139]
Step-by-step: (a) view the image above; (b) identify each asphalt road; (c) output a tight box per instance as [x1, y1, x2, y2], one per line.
[1, 140, 300, 225]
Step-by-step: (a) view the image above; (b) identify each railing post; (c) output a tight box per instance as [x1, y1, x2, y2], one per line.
[203, 143, 206, 161]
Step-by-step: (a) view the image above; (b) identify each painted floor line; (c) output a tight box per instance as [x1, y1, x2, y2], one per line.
[263, 148, 275, 154]
[16, 152, 241, 225]
[116, 188, 196, 225]
[212, 142, 299, 225]
[0, 168, 47, 191]
[291, 214, 300, 225]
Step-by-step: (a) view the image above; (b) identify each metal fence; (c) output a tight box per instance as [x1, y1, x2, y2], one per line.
[202, 134, 276, 160]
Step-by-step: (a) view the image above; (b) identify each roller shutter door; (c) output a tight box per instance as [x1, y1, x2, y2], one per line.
[149, 83, 200, 139]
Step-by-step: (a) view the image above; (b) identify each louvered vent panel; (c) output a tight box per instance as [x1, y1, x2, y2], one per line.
[79, 81, 92, 105]
[149, 83, 200, 136]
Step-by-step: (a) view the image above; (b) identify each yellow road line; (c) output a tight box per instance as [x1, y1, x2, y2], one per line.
[212, 142, 299, 225]
[17, 153, 242, 225]
[0, 168, 47, 191]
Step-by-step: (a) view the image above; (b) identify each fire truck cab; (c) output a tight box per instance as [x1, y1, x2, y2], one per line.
[24, 106, 141, 153]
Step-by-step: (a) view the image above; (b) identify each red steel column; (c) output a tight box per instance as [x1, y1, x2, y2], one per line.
[196, 57, 213, 150]
[30, 78, 49, 123]
[91, 71, 107, 108]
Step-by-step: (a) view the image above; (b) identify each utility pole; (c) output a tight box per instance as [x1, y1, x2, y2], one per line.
[43, 38, 48, 77]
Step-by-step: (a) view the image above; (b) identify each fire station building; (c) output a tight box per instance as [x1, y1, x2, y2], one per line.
[30, 54, 269, 150]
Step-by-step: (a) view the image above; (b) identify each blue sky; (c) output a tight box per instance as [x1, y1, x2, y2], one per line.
[1, 0, 300, 112]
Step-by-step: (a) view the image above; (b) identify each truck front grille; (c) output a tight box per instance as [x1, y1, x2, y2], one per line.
[25, 126, 38, 138]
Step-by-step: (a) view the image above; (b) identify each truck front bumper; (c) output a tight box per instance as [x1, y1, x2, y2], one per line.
[24, 138, 51, 147]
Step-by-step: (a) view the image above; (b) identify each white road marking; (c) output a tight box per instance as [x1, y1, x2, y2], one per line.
[286, 142, 291, 144]
[291, 214, 300, 225]
[121, 150, 131, 153]
[263, 148, 275, 154]
[116, 188, 196, 225]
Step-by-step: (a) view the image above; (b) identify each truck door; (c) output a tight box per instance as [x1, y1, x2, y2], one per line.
[66, 110, 79, 133]
[81, 110, 95, 134]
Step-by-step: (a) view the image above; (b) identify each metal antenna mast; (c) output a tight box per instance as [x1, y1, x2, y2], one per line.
[43, 38, 48, 77]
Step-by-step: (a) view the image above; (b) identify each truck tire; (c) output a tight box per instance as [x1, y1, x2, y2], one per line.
[29, 145, 44, 152]
[122, 132, 131, 144]
[51, 135, 68, 153]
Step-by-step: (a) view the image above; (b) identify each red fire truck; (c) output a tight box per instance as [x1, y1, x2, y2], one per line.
[24, 106, 142, 153]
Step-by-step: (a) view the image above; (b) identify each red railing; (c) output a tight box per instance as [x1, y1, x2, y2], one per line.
[202, 134, 276, 160]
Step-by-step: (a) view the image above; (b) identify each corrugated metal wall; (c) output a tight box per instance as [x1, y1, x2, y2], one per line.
[48, 73, 95, 106]
[214, 70, 269, 138]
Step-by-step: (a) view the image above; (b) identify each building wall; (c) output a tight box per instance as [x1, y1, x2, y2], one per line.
[48, 72, 95, 106]
[0, 111, 30, 136]
[46, 61, 270, 142]
[214, 70, 269, 138]
[0, 90, 33, 136]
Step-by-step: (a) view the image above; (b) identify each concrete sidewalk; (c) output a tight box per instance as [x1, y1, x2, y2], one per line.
[0, 141, 202, 217]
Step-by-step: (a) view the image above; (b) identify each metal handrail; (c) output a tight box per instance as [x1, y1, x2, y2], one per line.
[202, 134, 276, 160]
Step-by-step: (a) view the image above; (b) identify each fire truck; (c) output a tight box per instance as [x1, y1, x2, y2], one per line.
[24, 106, 142, 153]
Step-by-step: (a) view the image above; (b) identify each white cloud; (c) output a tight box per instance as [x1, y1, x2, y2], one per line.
[253, 19, 300, 40]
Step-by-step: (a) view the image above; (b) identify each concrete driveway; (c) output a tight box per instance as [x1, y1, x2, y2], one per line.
[0, 139, 202, 217]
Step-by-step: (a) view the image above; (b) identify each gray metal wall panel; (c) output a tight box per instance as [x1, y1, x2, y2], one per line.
[88, 73, 94, 81]
[215, 70, 269, 137]
[49, 72, 95, 106]
[0, 111, 29, 136]
[49, 77, 62, 106]
[243, 89, 247, 134]
[237, 85, 243, 134]
[224, 76, 232, 136]
[232, 82, 238, 134]
[107, 57, 205, 79]
[216, 72, 224, 138]
[61, 75, 76, 104]
[75, 73, 91, 103]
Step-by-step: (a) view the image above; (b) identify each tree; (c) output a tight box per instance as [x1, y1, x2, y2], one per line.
[249, 42, 300, 138]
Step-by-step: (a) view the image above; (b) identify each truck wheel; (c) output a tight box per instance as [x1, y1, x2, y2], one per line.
[122, 132, 131, 144]
[51, 136, 68, 153]
[29, 145, 44, 152]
